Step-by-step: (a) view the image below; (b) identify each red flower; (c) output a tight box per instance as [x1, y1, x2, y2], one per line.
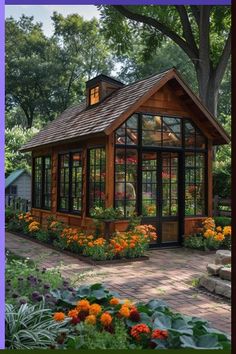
[131, 323, 150, 340]
[77, 310, 89, 321]
[71, 316, 81, 325]
[151, 329, 168, 340]
[129, 309, 141, 322]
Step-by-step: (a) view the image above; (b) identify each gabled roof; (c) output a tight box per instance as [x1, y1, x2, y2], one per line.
[5, 169, 30, 188]
[20, 68, 230, 152]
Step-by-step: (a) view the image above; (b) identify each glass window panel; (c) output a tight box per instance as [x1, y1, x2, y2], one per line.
[185, 152, 206, 216]
[162, 117, 181, 147]
[115, 148, 138, 217]
[88, 148, 106, 210]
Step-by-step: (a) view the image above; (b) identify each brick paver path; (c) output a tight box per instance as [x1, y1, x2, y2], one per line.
[6, 232, 231, 335]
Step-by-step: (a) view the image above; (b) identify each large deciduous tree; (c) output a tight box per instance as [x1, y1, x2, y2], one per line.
[100, 5, 231, 116]
[6, 14, 114, 128]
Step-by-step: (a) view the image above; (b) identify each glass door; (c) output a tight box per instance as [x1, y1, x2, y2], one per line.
[141, 151, 181, 246]
[161, 152, 179, 244]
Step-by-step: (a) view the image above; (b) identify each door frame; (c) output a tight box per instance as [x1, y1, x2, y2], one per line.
[141, 150, 185, 247]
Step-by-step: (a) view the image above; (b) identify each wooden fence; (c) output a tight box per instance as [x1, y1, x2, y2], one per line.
[213, 195, 231, 217]
[5, 196, 31, 212]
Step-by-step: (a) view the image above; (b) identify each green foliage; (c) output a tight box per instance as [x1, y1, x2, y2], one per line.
[51, 284, 230, 350]
[67, 321, 131, 349]
[5, 251, 64, 307]
[213, 115, 231, 198]
[183, 234, 204, 250]
[100, 5, 231, 115]
[5, 126, 39, 175]
[50, 283, 116, 308]
[6, 14, 114, 129]
[126, 214, 142, 231]
[5, 207, 18, 223]
[5, 302, 67, 349]
[214, 216, 231, 227]
[90, 207, 124, 220]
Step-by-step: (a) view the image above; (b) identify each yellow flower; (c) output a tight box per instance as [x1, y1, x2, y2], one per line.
[100, 312, 112, 327]
[85, 314, 96, 325]
[89, 303, 102, 316]
[109, 297, 120, 306]
[76, 299, 90, 312]
[223, 226, 231, 236]
[53, 312, 65, 321]
[216, 226, 222, 232]
[68, 309, 78, 318]
[119, 305, 130, 318]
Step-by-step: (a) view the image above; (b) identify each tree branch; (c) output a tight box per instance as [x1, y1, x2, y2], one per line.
[113, 5, 198, 63]
[214, 28, 231, 88]
[190, 6, 200, 27]
[175, 6, 198, 57]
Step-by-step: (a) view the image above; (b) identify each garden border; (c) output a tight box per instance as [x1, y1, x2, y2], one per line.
[8, 231, 149, 265]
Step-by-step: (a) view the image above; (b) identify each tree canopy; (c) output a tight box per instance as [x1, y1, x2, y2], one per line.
[99, 5, 231, 116]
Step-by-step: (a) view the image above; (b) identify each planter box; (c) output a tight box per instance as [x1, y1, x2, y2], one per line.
[8, 231, 149, 265]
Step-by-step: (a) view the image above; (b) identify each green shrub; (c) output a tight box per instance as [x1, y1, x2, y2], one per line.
[5, 207, 18, 223]
[214, 216, 231, 227]
[35, 229, 51, 243]
[5, 302, 68, 349]
[183, 234, 204, 250]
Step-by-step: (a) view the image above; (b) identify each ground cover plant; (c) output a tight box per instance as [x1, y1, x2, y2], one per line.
[184, 217, 231, 251]
[7, 211, 157, 260]
[5, 251, 231, 350]
[35, 284, 232, 349]
[5, 250, 64, 307]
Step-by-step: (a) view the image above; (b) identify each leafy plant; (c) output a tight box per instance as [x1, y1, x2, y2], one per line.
[214, 216, 231, 227]
[5, 302, 68, 349]
[66, 321, 131, 349]
[183, 234, 204, 250]
[90, 207, 124, 220]
[5, 251, 64, 307]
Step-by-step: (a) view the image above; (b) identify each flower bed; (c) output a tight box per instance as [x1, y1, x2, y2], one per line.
[183, 218, 231, 251]
[5, 252, 231, 350]
[6, 211, 157, 262]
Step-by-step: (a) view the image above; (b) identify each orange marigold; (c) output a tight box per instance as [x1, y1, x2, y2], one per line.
[109, 297, 119, 306]
[131, 323, 150, 340]
[89, 303, 102, 316]
[85, 314, 96, 325]
[76, 299, 90, 312]
[68, 309, 78, 318]
[53, 312, 65, 321]
[100, 312, 112, 327]
[119, 305, 130, 318]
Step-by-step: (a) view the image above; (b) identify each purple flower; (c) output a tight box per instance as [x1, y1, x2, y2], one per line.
[18, 277, 24, 281]
[44, 284, 50, 290]
[68, 287, 74, 292]
[19, 298, 27, 305]
[32, 291, 40, 299]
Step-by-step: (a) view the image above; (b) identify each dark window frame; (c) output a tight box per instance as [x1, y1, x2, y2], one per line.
[57, 150, 83, 214]
[32, 156, 52, 210]
[87, 146, 106, 215]
[114, 113, 208, 219]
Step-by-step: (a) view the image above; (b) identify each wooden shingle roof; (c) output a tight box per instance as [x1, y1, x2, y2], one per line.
[20, 68, 229, 152]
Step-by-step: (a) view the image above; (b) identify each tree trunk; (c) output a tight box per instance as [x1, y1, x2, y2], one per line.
[196, 68, 219, 117]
